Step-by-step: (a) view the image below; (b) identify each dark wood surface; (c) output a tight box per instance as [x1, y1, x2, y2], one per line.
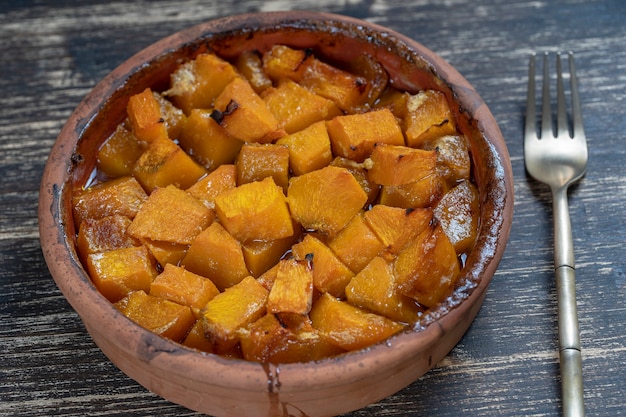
[2, 0, 625, 416]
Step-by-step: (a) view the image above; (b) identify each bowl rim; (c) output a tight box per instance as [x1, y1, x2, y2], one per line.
[38, 9, 513, 401]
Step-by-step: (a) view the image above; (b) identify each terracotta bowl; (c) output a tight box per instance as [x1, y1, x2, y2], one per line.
[39, 11, 513, 417]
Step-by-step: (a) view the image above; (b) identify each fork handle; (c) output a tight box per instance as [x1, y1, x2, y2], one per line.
[553, 187, 585, 417]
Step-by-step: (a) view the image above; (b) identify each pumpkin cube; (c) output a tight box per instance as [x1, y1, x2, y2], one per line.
[182, 319, 214, 353]
[424, 134, 472, 186]
[367, 144, 438, 186]
[132, 137, 206, 192]
[330, 157, 380, 206]
[310, 293, 405, 351]
[165, 52, 239, 114]
[242, 223, 300, 278]
[262, 45, 310, 82]
[342, 53, 389, 109]
[128, 185, 213, 245]
[202, 276, 268, 352]
[153, 91, 186, 140]
[345, 256, 422, 323]
[267, 258, 314, 316]
[326, 108, 405, 162]
[263, 78, 342, 134]
[179, 109, 243, 171]
[150, 263, 220, 317]
[374, 87, 409, 119]
[72, 176, 148, 226]
[143, 239, 189, 267]
[87, 245, 158, 302]
[291, 234, 354, 298]
[96, 124, 146, 178]
[181, 222, 250, 291]
[363, 205, 433, 255]
[394, 220, 461, 308]
[126, 88, 169, 143]
[379, 173, 444, 209]
[114, 290, 195, 342]
[186, 164, 237, 209]
[276, 121, 333, 176]
[327, 212, 385, 274]
[236, 143, 290, 191]
[215, 176, 294, 243]
[434, 180, 480, 254]
[213, 77, 285, 143]
[77, 215, 139, 263]
[404, 90, 457, 148]
[235, 50, 273, 94]
[287, 166, 368, 236]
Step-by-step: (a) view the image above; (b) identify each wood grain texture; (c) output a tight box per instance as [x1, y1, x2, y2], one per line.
[1, 0, 625, 416]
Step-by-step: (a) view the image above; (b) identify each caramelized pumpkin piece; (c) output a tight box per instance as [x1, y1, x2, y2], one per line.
[394, 220, 461, 308]
[179, 109, 243, 171]
[345, 256, 422, 323]
[115, 290, 195, 342]
[310, 293, 405, 351]
[181, 222, 249, 291]
[143, 239, 188, 267]
[87, 245, 157, 303]
[77, 215, 139, 263]
[291, 234, 354, 298]
[186, 164, 237, 209]
[165, 52, 239, 114]
[267, 258, 314, 317]
[213, 77, 285, 143]
[132, 137, 206, 192]
[72, 176, 148, 226]
[150, 263, 220, 317]
[242, 223, 300, 278]
[363, 205, 433, 255]
[128, 185, 213, 245]
[97, 124, 146, 178]
[287, 166, 367, 236]
[263, 78, 342, 134]
[235, 50, 273, 94]
[404, 90, 457, 148]
[153, 90, 186, 140]
[326, 108, 405, 162]
[424, 134, 472, 187]
[367, 144, 437, 186]
[434, 180, 480, 254]
[327, 212, 385, 274]
[236, 143, 290, 191]
[379, 173, 444, 209]
[127, 88, 169, 143]
[276, 120, 333, 176]
[215, 176, 294, 243]
[202, 276, 268, 353]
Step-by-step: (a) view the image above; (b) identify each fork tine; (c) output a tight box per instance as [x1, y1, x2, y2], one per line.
[525, 53, 536, 138]
[568, 52, 586, 139]
[541, 52, 553, 139]
[556, 52, 569, 137]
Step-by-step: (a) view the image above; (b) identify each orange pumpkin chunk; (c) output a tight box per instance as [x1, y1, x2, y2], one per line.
[404, 90, 457, 148]
[215, 176, 294, 243]
[379, 173, 444, 209]
[236, 143, 290, 191]
[242, 225, 300, 278]
[363, 205, 433, 255]
[179, 109, 243, 171]
[327, 212, 385, 274]
[87, 245, 157, 303]
[434, 180, 480, 254]
[345, 256, 421, 323]
[310, 293, 405, 351]
[143, 239, 189, 267]
[77, 215, 138, 263]
[425, 134, 472, 186]
[202, 276, 268, 352]
[183, 319, 215, 353]
[235, 50, 273, 94]
[394, 220, 461, 308]
[153, 90, 186, 139]
[132, 137, 206, 192]
[181, 222, 249, 291]
[165, 52, 239, 114]
[287, 166, 367, 236]
[267, 258, 314, 316]
[127, 88, 169, 143]
[292, 234, 354, 298]
[186, 164, 237, 209]
[326, 108, 405, 162]
[114, 290, 195, 342]
[150, 264, 220, 317]
[72, 176, 148, 226]
[128, 185, 213, 245]
[97, 124, 146, 178]
[263, 78, 342, 134]
[276, 121, 333, 176]
[213, 77, 285, 143]
[367, 144, 438, 186]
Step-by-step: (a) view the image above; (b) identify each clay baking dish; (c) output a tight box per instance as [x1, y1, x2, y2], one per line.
[39, 11, 513, 417]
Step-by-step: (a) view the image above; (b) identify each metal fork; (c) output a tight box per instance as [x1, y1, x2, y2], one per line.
[524, 52, 587, 416]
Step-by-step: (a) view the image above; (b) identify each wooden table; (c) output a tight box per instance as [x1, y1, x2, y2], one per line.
[2, 1, 625, 415]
